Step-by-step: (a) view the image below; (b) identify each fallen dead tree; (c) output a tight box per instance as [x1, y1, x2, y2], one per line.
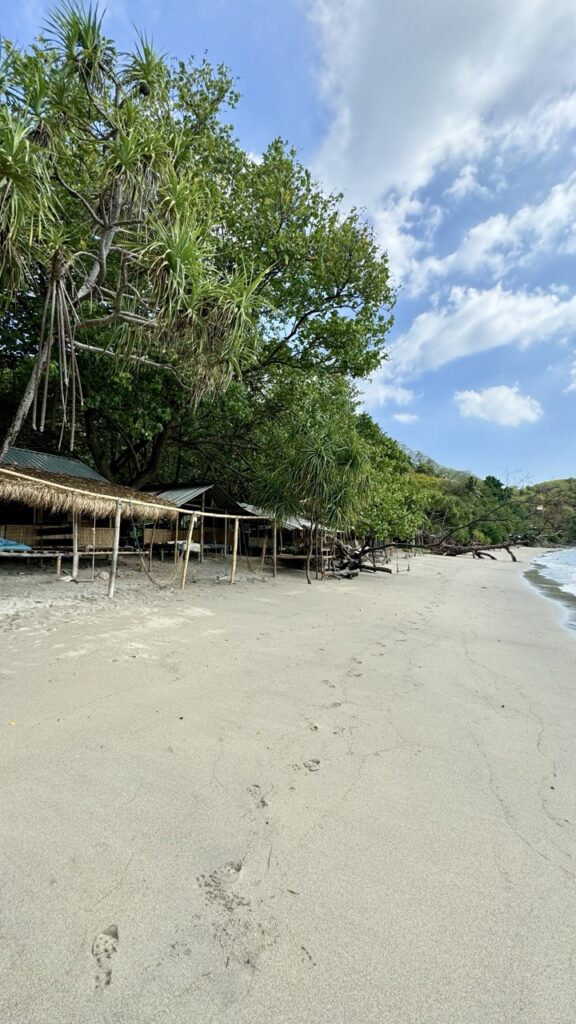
[325, 539, 394, 578]
[429, 541, 517, 562]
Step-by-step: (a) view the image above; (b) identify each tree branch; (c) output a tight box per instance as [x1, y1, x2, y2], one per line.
[53, 169, 105, 228]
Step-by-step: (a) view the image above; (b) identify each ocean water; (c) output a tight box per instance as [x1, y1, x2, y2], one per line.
[532, 548, 576, 597]
[527, 548, 576, 632]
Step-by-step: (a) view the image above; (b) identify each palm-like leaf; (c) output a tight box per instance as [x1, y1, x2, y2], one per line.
[0, 109, 53, 294]
[46, 2, 114, 88]
[123, 33, 168, 100]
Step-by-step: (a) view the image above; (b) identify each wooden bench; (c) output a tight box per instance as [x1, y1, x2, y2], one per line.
[0, 551, 64, 575]
[0, 549, 145, 576]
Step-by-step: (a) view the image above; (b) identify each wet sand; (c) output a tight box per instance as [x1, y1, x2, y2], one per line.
[1, 550, 575, 1023]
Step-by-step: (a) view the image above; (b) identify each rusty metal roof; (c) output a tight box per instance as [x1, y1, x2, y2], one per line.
[155, 485, 212, 507]
[1, 447, 105, 481]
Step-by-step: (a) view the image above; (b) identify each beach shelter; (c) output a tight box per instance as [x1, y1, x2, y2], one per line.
[0, 455, 179, 596]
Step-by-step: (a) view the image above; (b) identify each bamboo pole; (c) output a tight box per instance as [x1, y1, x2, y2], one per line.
[173, 512, 179, 564]
[107, 500, 122, 599]
[260, 532, 268, 569]
[200, 492, 205, 563]
[0, 466, 177, 517]
[180, 514, 197, 590]
[170, 508, 267, 521]
[149, 519, 157, 570]
[272, 523, 277, 578]
[230, 517, 239, 584]
[71, 511, 79, 580]
[91, 515, 96, 580]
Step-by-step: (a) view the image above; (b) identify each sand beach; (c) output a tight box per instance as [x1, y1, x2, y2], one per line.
[1, 550, 575, 1023]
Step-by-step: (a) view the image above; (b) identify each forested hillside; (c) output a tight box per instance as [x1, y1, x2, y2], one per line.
[410, 455, 576, 547]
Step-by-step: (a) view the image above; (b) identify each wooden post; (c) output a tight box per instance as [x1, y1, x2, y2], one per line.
[150, 520, 157, 570]
[91, 515, 96, 580]
[272, 523, 277, 578]
[56, 554, 62, 578]
[260, 533, 268, 569]
[71, 511, 79, 580]
[180, 514, 197, 590]
[108, 500, 122, 599]
[224, 516, 228, 560]
[173, 513, 179, 564]
[230, 517, 239, 584]
[200, 493, 205, 563]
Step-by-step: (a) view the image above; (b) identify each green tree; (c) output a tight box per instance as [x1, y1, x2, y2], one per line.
[353, 413, 424, 541]
[0, 2, 265, 454]
[0, 5, 395, 486]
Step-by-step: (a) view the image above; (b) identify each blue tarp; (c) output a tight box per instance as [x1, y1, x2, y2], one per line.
[0, 537, 32, 552]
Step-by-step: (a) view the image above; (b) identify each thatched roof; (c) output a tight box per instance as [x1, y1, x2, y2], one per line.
[0, 465, 179, 521]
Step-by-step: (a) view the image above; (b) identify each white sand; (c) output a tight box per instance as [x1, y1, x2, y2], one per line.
[1, 550, 575, 1023]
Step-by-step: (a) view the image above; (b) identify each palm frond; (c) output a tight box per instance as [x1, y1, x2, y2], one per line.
[45, 1, 115, 88]
[123, 32, 168, 99]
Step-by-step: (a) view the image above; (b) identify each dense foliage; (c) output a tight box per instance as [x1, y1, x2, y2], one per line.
[410, 455, 576, 547]
[1, 5, 573, 548]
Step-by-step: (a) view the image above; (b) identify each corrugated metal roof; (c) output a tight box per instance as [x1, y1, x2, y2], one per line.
[156, 485, 212, 507]
[1, 447, 105, 481]
[238, 502, 310, 530]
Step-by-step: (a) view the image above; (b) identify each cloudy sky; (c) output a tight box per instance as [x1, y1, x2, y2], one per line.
[4, 0, 576, 481]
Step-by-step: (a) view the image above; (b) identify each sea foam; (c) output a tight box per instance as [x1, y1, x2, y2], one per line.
[533, 548, 576, 598]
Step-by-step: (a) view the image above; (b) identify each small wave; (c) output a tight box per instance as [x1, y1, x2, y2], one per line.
[532, 549, 576, 588]
[527, 549, 576, 634]
[560, 582, 576, 598]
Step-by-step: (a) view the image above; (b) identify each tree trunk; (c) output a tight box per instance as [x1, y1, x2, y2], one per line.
[0, 349, 49, 459]
[2, 182, 124, 458]
[305, 522, 314, 585]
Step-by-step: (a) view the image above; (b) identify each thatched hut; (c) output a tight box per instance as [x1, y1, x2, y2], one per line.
[0, 464, 178, 524]
[0, 451, 179, 594]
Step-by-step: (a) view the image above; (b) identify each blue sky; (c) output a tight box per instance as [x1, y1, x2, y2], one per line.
[4, 0, 576, 482]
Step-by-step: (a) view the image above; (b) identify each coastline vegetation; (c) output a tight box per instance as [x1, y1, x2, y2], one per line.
[1, 3, 574, 551]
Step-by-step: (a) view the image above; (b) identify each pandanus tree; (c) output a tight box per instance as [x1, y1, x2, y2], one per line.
[0, 2, 265, 456]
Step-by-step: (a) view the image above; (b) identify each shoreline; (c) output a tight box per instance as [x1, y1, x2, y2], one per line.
[1, 550, 575, 1023]
[523, 549, 576, 636]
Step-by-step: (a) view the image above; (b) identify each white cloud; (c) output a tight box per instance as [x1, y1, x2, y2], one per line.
[454, 385, 542, 426]
[412, 172, 576, 293]
[387, 285, 576, 379]
[309, 0, 576, 320]
[361, 380, 414, 407]
[445, 164, 490, 200]
[393, 412, 419, 424]
[310, 0, 576, 206]
[565, 358, 576, 392]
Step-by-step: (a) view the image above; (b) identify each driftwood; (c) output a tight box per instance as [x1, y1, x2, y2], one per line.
[430, 541, 517, 562]
[326, 567, 360, 580]
[329, 539, 393, 576]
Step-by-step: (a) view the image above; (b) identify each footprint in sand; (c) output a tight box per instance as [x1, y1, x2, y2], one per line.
[248, 783, 268, 809]
[300, 944, 317, 967]
[92, 925, 119, 992]
[197, 862, 248, 911]
[198, 860, 242, 885]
